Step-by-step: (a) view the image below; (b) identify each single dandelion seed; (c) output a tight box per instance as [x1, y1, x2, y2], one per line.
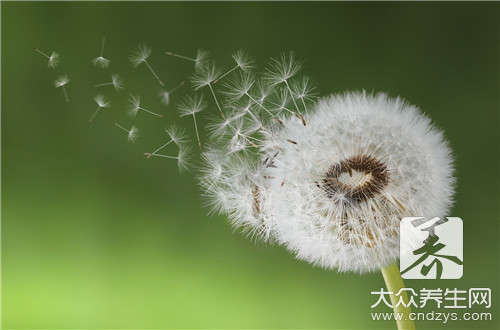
[178, 94, 207, 149]
[264, 51, 303, 86]
[92, 37, 111, 68]
[35, 48, 59, 68]
[290, 76, 318, 112]
[115, 123, 138, 142]
[127, 94, 163, 118]
[89, 94, 111, 122]
[264, 52, 306, 124]
[214, 50, 254, 84]
[145, 124, 189, 159]
[145, 141, 193, 172]
[54, 75, 70, 102]
[94, 74, 124, 91]
[129, 44, 165, 86]
[191, 61, 222, 90]
[191, 61, 226, 120]
[159, 80, 185, 106]
[165, 49, 209, 72]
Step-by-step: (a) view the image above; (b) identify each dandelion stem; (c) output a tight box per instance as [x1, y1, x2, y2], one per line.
[114, 123, 129, 133]
[283, 80, 306, 125]
[94, 82, 113, 87]
[144, 153, 179, 160]
[214, 65, 238, 84]
[100, 37, 106, 57]
[139, 107, 163, 118]
[192, 113, 202, 150]
[300, 97, 308, 113]
[284, 80, 300, 112]
[165, 52, 196, 62]
[266, 99, 306, 126]
[144, 60, 165, 87]
[62, 86, 69, 103]
[169, 80, 185, 93]
[89, 107, 101, 122]
[147, 139, 174, 159]
[34, 48, 49, 58]
[208, 83, 226, 120]
[381, 264, 416, 330]
[245, 93, 275, 118]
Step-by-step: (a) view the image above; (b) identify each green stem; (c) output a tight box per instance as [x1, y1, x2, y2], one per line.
[381, 264, 416, 330]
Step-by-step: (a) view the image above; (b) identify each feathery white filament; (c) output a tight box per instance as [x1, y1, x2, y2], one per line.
[127, 95, 163, 118]
[35, 48, 59, 68]
[54, 75, 70, 102]
[115, 123, 138, 143]
[92, 37, 111, 68]
[129, 44, 165, 86]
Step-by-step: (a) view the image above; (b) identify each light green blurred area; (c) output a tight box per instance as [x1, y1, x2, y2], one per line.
[2, 2, 499, 329]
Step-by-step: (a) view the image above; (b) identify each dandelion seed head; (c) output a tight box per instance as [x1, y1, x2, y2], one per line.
[54, 75, 70, 88]
[129, 44, 152, 67]
[94, 94, 111, 108]
[201, 91, 455, 273]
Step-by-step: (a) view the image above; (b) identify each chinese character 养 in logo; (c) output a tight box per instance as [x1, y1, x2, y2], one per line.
[400, 217, 463, 279]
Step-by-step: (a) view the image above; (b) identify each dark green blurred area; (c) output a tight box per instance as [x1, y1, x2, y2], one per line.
[2, 2, 499, 329]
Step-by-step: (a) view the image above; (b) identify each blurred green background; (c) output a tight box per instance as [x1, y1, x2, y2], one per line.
[2, 2, 499, 329]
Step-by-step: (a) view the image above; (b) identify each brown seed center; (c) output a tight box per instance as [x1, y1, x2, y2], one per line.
[322, 155, 389, 203]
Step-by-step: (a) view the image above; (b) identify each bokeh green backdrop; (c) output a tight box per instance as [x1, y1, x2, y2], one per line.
[2, 2, 499, 329]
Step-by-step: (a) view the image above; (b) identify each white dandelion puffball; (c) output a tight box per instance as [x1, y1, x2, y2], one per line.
[203, 91, 455, 273]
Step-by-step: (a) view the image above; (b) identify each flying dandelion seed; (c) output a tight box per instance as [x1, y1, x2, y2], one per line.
[129, 44, 165, 87]
[178, 94, 207, 149]
[54, 75, 70, 102]
[94, 74, 124, 91]
[89, 94, 111, 122]
[144, 125, 192, 171]
[127, 94, 163, 118]
[92, 37, 111, 68]
[214, 50, 254, 84]
[165, 49, 209, 72]
[159, 80, 185, 106]
[190, 61, 227, 120]
[290, 76, 318, 112]
[35, 48, 59, 68]
[144, 124, 189, 158]
[115, 123, 138, 143]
